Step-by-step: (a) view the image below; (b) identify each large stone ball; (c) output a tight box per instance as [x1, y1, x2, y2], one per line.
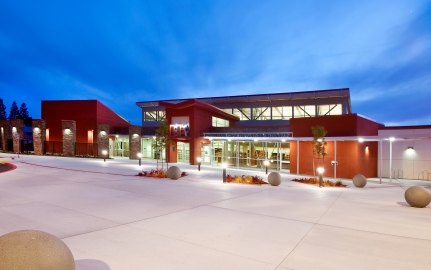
[167, 166, 182, 180]
[0, 230, 75, 270]
[352, 174, 367, 188]
[405, 186, 431, 208]
[268, 172, 281, 186]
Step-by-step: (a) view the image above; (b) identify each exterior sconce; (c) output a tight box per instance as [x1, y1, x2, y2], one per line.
[196, 157, 202, 171]
[263, 159, 270, 174]
[64, 128, 71, 135]
[100, 131, 107, 136]
[222, 163, 227, 183]
[102, 149, 108, 162]
[316, 166, 325, 188]
[132, 133, 139, 138]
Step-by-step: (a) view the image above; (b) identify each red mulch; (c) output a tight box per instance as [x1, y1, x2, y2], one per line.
[226, 175, 268, 185]
[0, 163, 17, 173]
[292, 178, 347, 187]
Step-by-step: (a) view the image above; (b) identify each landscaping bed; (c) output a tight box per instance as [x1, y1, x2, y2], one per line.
[0, 162, 17, 173]
[137, 169, 187, 179]
[292, 178, 346, 187]
[226, 175, 268, 185]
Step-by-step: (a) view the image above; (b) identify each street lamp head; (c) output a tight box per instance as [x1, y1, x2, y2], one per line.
[263, 160, 270, 167]
[197, 157, 202, 163]
[102, 150, 108, 156]
[222, 162, 228, 169]
[316, 166, 325, 175]
[137, 153, 143, 158]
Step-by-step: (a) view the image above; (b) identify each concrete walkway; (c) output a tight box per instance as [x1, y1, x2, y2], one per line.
[0, 154, 430, 270]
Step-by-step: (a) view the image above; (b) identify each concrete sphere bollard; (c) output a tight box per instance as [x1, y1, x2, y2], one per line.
[268, 172, 281, 186]
[0, 230, 75, 270]
[167, 166, 182, 180]
[352, 174, 367, 188]
[404, 186, 431, 208]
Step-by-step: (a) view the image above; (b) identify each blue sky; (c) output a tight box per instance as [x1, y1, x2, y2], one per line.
[0, 0, 430, 126]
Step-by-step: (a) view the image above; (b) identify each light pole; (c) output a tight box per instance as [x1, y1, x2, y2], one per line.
[137, 152, 142, 166]
[102, 150, 108, 162]
[222, 162, 227, 183]
[197, 157, 202, 171]
[264, 159, 270, 175]
[317, 166, 325, 188]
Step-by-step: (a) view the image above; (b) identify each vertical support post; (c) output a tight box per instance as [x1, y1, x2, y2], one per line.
[334, 140, 337, 180]
[389, 139, 393, 183]
[379, 140, 383, 184]
[296, 140, 300, 175]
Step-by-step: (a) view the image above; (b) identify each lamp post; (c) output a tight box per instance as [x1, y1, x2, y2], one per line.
[222, 162, 227, 183]
[137, 152, 142, 166]
[264, 159, 270, 175]
[197, 157, 202, 171]
[102, 150, 108, 162]
[316, 166, 325, 188]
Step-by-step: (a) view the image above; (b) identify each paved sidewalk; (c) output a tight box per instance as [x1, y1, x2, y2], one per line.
[0, 154, 430, 269]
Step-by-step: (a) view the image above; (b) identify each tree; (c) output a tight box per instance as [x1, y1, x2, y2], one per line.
[19, 102, 30, 120]
[152, 120, 170, 170]
[311, 125, 327, 187]
[8, 101, 20, 119]
[0, 99, 6, 119]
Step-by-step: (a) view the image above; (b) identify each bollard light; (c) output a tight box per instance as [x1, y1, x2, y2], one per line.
[316, 166, 325, 187]
[197, 157, 202, 171]
[102, 150, 108, 162]
[263, 159, 270, 175]
[137, 152, 143, 166]
[222, 162, 227, 183]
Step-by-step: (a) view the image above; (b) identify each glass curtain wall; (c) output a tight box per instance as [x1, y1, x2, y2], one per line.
[205, 140, 290, 171]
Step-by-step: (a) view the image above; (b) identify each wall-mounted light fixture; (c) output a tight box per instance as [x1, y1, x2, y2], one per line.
[100, 131, 107, 136]
[407, 146, 414, 150]
[132, 133, 139, 138]
[64, 128, 71, 135]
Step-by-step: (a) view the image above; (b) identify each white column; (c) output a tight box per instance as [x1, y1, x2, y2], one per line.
[296, 140, 299, 175]
[389, 139, 393, 183]
[379, 140, 382, 184]
[334, 140, 337, 180]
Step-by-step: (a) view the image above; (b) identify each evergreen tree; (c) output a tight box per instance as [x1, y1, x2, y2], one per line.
[8, 101, 20, 119]
[0, 98, 6, 119]
[19, 102, 30, 119]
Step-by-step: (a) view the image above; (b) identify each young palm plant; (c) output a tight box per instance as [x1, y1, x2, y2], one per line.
[311, 125, 327, 187]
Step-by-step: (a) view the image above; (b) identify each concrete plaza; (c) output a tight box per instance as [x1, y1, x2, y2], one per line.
[0, 154, 430, 270]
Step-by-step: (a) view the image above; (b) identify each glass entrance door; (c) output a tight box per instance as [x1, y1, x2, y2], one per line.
[177, 142, 190, 163]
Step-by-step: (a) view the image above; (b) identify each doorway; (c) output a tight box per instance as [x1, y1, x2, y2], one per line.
[177, 142, 190, 163]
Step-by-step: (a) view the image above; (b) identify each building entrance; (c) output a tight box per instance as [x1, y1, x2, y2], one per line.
[113, 135, 129, 157]
[177, 142, 190, 163]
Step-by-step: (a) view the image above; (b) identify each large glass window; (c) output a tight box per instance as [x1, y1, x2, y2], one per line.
[144, 110, 166, 121]
[212, 117, 229, 127]
[318, 104, 342, 116]
[294, 105, 316, 118]
[233, 108, 251, 120]
[253, 107, 271, 120]
[222, 108, 232, 114]
[272, 106, 292, 120]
